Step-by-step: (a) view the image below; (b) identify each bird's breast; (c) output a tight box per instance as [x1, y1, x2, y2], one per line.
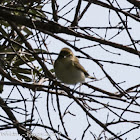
[54, 58, 85, 84]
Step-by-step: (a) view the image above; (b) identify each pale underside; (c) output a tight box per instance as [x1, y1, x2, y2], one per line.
[54, 57, 86, 85]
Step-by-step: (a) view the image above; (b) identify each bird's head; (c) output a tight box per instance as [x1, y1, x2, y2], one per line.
[58, 48, 73, 58]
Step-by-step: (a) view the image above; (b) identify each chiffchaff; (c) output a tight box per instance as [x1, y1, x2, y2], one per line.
[54, 48, 95, 85]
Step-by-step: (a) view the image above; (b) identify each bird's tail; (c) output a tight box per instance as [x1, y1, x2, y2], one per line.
[87, 75, 96, 80]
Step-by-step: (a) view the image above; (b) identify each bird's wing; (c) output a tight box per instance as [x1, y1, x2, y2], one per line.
[72, 57, 89, 76]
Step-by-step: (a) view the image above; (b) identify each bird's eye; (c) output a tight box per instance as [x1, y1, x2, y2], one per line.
[68, 54, 72, 57]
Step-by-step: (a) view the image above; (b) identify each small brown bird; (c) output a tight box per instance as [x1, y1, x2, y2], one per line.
[54, 48, 95, 84]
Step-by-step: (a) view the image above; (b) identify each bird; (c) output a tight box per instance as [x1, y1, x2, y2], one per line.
[54, 47, 95, 85]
